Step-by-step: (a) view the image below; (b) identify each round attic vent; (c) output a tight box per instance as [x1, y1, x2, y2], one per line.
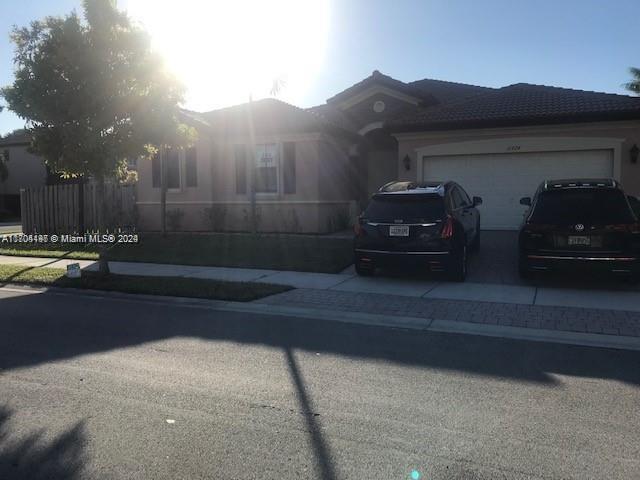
[373, 100, 386, 113]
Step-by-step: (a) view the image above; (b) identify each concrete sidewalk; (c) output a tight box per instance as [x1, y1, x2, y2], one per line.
[4, 282, 640, 352]
[0, 223, 21, 235]
[1, 254, 639, 313]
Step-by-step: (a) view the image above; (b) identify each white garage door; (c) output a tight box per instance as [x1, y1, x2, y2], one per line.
[423, 149, 614, 230]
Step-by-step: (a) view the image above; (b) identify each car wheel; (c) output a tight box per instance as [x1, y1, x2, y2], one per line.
[355, 261, 375, 276]
[448, 243, 467, 282]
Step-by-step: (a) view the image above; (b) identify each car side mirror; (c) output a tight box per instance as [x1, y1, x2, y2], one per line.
[472, 196, 483, 206]
[520, 197, 531, 206]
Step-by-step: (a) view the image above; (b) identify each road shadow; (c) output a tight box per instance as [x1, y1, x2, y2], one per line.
[0, 405, 87, 480]
[284, 347, 337, 480]
[2, 289, 640, 479]
[1, 289, 639, 388]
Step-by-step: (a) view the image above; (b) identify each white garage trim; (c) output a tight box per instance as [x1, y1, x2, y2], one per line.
[415, 137, 624, 181]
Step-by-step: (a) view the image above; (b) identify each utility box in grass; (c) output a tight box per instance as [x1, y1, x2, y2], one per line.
[66, 263, 81, 278]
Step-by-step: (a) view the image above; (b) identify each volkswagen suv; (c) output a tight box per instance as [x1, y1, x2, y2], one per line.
[354, 181, 482, 281]
[518, 179, 640, 280]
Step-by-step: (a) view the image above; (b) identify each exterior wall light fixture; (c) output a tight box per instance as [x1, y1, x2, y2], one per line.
[403, 154, 411, 171]
[630, 144, 639, 164]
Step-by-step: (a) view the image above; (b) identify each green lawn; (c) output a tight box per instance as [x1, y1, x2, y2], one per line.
[0, 233, 354, 273]
[0, 264, 291, 302]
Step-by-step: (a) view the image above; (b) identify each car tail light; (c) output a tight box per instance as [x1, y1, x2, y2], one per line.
[605, 224, 630, 232]
[523, 224, 553, 233]
[441, 215, 454, 239]
[605, 224, 640, 233]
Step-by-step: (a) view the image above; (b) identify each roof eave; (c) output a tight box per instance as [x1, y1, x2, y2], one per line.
[388, 111, 640, 133]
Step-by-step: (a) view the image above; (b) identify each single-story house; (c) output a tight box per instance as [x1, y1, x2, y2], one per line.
[0, 130, 48, 218]
[136, 70, 640, 232]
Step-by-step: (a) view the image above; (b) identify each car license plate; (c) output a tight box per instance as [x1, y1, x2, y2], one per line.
[389, 225, 409, 237]
[568, 235, 590, 246]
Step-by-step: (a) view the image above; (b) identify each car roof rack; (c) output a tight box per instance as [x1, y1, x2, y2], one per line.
[543, 178, 618, 190]
[378, 181, 446, 196]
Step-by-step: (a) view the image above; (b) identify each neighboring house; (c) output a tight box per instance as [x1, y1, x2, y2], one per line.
[0, 130, 47, 218]
[136, 70, 640, 233]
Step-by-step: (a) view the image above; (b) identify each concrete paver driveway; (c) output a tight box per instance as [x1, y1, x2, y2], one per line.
[467, 230, 521, 284]
[374, 230, 640, 292]
[471, 231, 640, 291]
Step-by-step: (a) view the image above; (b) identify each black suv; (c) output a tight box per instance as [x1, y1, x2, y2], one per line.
[354, 181, 482, 281]
[518, 179, 640, 279]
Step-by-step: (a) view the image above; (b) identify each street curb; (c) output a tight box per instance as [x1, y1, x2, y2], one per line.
[2, 283, 640, 352]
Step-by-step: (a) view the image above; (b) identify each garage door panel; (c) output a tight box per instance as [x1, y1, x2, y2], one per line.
[423, 150, 613, 230]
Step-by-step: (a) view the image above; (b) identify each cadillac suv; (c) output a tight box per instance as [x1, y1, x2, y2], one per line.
[354, 181, 482, 281]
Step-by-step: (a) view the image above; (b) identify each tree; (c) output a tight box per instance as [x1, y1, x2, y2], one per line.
[2, 0, 195, 273]
[0, 150, 8, 184]
[624, 67, 640, 95]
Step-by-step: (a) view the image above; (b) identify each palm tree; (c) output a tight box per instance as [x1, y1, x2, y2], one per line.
[624, 67, 640, 95]
[270, 76, 287, 97]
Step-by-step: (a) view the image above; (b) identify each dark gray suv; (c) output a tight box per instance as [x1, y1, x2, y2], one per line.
[354, 181, 482, 281]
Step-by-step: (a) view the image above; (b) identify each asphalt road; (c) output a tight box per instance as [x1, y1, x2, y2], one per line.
[1, 287, 639, 479]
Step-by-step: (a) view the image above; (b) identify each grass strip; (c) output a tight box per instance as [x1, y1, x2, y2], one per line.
[0, 264, 292, 302]
[0, 232, 353, 273]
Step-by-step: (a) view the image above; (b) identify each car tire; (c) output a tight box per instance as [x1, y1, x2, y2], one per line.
[448, 243, 467, 282]
[355, 261, 375, 276]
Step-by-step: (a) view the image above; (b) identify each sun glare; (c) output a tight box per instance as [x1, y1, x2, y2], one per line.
[124, 0, 330, 111]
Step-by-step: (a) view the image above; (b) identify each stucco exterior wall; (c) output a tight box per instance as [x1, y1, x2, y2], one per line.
[136, 129, 357, 233]
[0, 145, 47, 195]
[317, 136, 357, 201]
[394, 121, 640, 197]
[366, 149, 397, 196]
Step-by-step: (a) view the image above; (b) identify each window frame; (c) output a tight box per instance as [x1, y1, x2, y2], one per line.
[253, 142, 280, 196]
[165, 147, 182, 193]
[185, 146, 198, 188]
[282, 141, 296, 194]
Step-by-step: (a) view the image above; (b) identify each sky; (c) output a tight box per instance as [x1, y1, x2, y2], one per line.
[1, 0, 639, 135]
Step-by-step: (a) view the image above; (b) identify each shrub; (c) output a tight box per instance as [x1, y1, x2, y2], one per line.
[166, 208, 185, 231]
[327, 207, 351, 232]
[201, 206, 227, 232]
[286, 208, 301, 233]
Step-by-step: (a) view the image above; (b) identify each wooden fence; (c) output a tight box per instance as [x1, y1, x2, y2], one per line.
[20, 183, 137, 234]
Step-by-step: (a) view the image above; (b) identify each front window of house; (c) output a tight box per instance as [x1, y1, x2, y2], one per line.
[166, 147, 181, 190]
[254, 143, 278, 193]
[151, 146, 198, 190]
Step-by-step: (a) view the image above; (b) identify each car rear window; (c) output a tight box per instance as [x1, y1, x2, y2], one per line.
[364, 194, 445, 222]
[530, 188, 635, 224]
